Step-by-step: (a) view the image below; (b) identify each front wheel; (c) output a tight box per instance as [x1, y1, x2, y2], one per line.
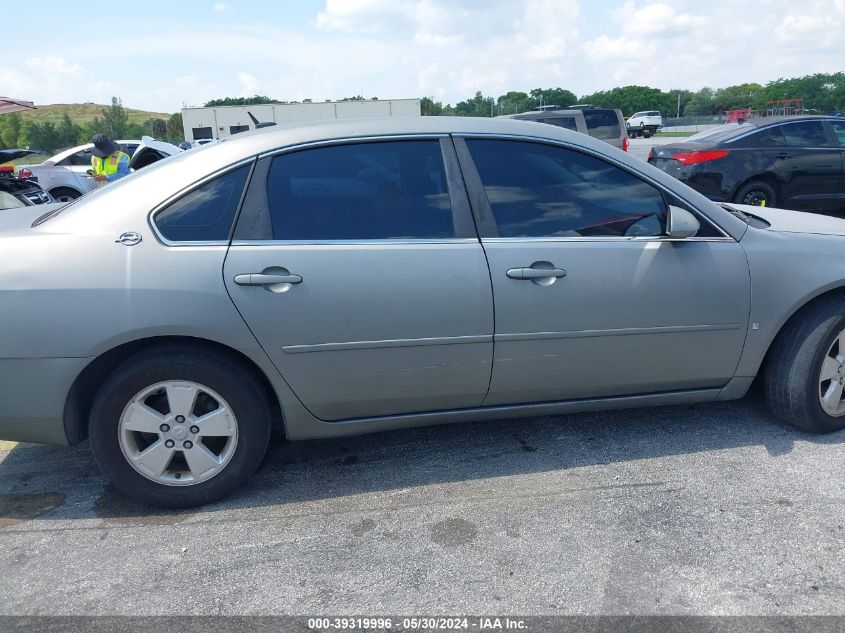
[765, 298, 845, 433]
[89, 346, 272, 507]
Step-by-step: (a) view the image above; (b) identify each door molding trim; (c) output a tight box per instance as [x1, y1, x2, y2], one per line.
[282, 334, 493, 354]
[495, 323, 744, 343]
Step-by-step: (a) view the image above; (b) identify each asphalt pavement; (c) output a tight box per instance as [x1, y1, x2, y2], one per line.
[1, 394, 844, 615]
[628, 136, 678, 162]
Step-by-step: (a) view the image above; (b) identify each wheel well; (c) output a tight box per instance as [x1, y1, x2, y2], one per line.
[49, 186, 81, 196]
[758, 287, 845, 383]
[732, 173, 782, 203]
[64, 336, 284, 445]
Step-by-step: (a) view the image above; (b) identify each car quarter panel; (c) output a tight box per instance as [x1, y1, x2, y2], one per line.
[734, 224, 845, 378]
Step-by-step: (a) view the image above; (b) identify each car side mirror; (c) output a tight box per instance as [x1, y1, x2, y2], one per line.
[666, 205, 700, 239]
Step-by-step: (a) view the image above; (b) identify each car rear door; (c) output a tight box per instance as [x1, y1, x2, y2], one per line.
[223, 138, 494, 421]
[455, 136, 750, 406]
[774, 120, 841, 211]
[829, 119, 845, 210]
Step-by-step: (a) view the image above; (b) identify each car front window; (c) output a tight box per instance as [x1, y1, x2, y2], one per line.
[466, 139, 667, 238]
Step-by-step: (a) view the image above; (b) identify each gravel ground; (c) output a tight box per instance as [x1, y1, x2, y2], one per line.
[1, 394, 844, 616]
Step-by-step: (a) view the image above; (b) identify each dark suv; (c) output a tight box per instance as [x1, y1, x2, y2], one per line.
[509, 107, 629, 152]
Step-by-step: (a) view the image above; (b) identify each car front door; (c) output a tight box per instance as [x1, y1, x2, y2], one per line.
[224, 138, 494, 421]
[774, 120, 841, 211]
[455, 137, 750, 406]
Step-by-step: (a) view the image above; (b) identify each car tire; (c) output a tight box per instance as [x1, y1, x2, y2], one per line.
[765, 297, 845, 433]
[734, 180, 778, 208]
[49, 187, 81, 203]
[89, 346, 273, 508]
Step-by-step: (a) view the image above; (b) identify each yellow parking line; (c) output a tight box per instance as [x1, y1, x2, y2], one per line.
[0, 441, 19, 451]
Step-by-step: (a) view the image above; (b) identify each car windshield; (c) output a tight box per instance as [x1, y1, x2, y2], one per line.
[686, 123, 753, 144]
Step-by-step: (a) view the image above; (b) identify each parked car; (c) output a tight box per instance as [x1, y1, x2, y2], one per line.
[510, 107, 629, 151]
[0, 149, 53, 209]
[5, 117, 845, 507]
[18, 137, 181, 202]
[648, 116, 845, 213]
[626, 111, 662, 137]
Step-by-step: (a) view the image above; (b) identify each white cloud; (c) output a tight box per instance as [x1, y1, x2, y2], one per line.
[237, 72, 261, 97]
[4, 1, 844, 112]
[213, 2, 227, 12]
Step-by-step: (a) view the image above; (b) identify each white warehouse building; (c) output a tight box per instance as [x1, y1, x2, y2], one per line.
[181, 98, 421, 143]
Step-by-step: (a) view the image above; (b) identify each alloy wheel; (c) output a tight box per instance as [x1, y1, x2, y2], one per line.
[819, 329, 845, 417]
[118, 381, 239, 486]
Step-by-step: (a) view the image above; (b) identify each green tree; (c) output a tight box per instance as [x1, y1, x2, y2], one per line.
[496, 91, 532, 115]
[166, 113, 184, 142]
[529, 88, 578, 109]
[204, 95, 279, 107]
[453, 91, 495, 117]
[143, 117, 168, 138]
[420, 96, 444, 116]
[759, 73, 845, 113]
[684, 87, 716, 116]
[0, 112, 22, 148]
[21, 121, 62, 153]
[57, 114, 81, 149]
[101, 96, 129, 138]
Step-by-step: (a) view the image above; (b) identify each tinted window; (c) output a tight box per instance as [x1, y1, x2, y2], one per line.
[467, 139, 667, 238]
[154, 165, 250, 242]
[59, 149, 94, 167]
[583, 110, 621, 139]
[119, 144, 139, 157]
[192, 126, 213, 140]
[782, 121, 828, 147]
[230, 125, 249, 135]
[831, 121, 845, 147]
[690, 122, 754, 144]
[745, 126, 786, 147]
[538, 116, 577, 131]
[266, 141, 454, 240]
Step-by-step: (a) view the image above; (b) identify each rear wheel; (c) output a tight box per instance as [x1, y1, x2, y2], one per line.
[89, 346, 272, 507]
[765, 297, 845, 433]
[49, 187, 81, 203]
[734, 180, 778, 208]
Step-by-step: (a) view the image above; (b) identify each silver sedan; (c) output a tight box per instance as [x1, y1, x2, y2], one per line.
[2, 117, 845, 507]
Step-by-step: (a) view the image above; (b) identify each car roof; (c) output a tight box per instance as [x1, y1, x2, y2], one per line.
[194, 116, 615, 159]
[746, 115, 840, 127]
[45, 115, 751, 241]
[49, 140, 141, 162]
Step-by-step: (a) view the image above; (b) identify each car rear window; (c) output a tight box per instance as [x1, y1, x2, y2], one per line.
[537, 116, 578, 131]
[689, 123, 754, 144]
[154, 165, 250, 242]
[583, 111, 621, 139]
[264, 141, 455, 240]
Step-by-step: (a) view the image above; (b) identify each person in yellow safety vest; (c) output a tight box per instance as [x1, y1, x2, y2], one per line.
[90, 133, 130, 186]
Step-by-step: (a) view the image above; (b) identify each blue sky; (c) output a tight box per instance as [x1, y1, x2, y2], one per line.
[3, 0, 843, 113]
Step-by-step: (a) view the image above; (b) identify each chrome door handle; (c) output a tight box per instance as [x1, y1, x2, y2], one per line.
[234, 273, 303, 286]
[775, 152, 791, 160]
[507, 267, 567, 280]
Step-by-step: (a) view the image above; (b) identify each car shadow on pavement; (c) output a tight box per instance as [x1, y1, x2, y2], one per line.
[0, 393, 843, 526]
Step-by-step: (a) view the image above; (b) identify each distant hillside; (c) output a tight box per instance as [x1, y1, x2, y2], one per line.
[19, 103, 174, 125]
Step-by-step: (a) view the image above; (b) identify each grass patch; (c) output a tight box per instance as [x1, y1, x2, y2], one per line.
[19, 103, 173, 126]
